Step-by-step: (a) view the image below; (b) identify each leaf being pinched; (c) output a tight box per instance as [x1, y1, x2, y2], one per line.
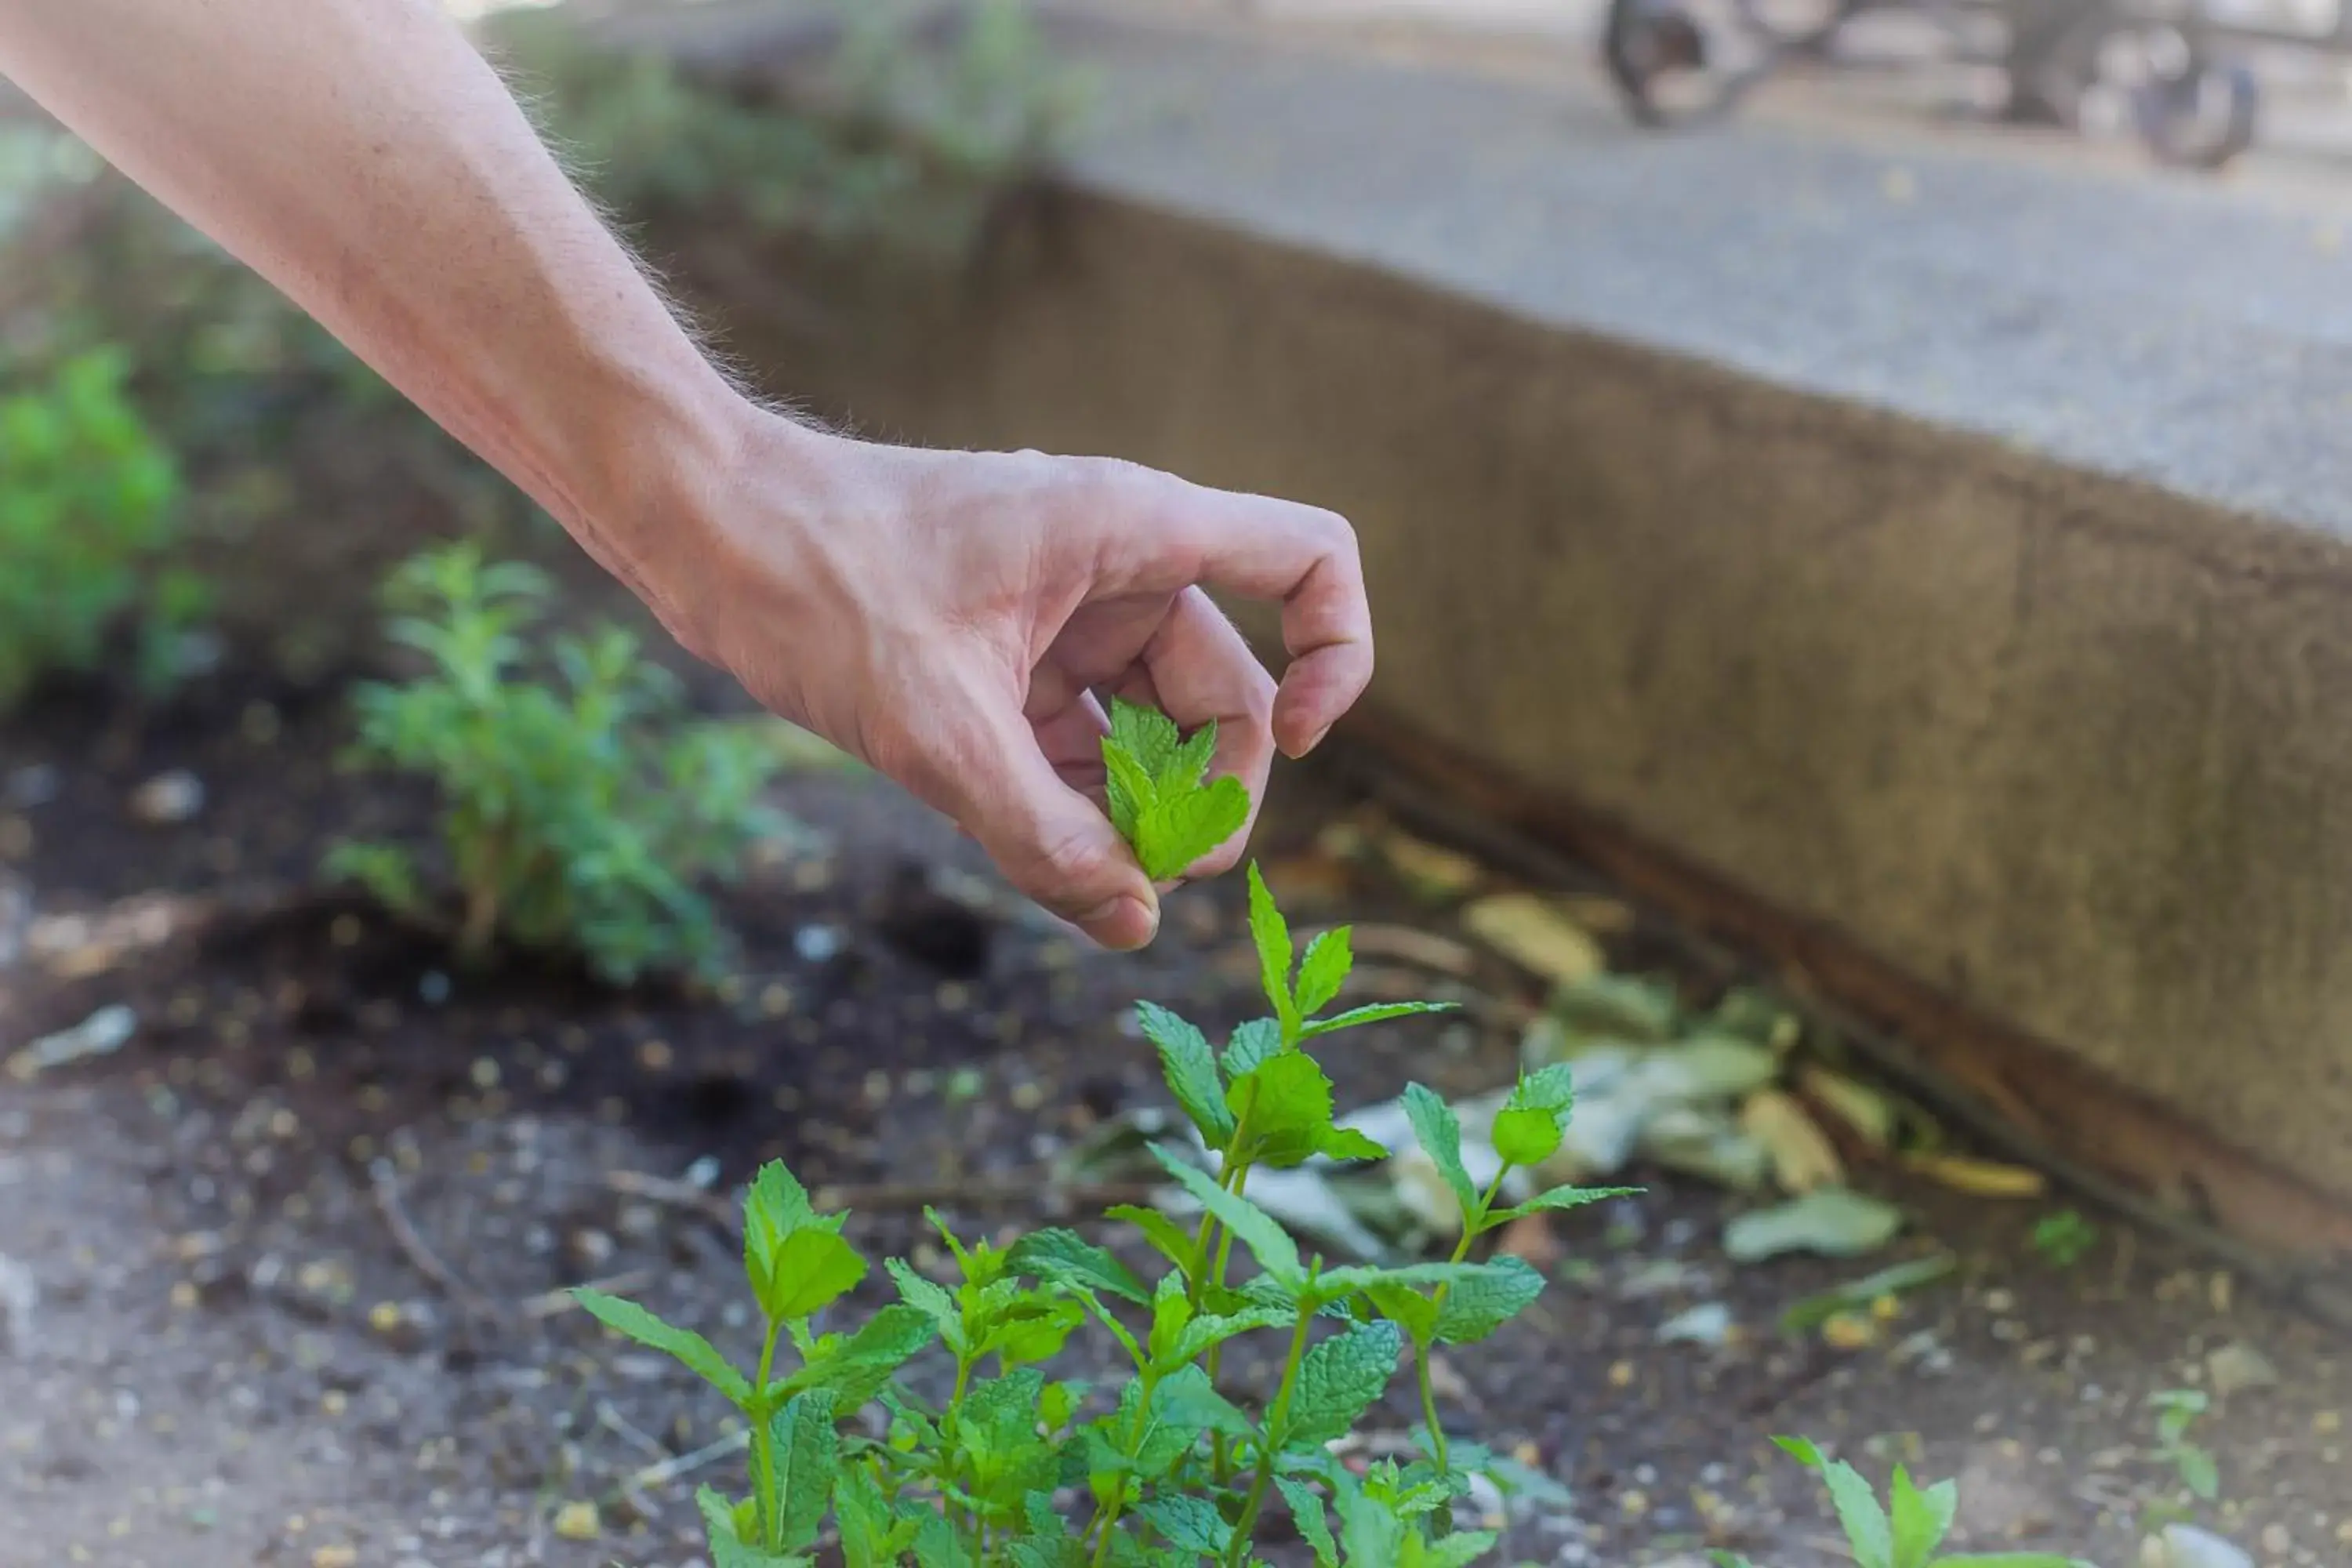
[1101, 697, 1249, 880]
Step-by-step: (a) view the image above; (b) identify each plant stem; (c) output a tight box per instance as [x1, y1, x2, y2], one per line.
[1421, 1164, 1510, 1475]
[750, 1316, 786, 1548]
[1224, 1304, 1316, 1568]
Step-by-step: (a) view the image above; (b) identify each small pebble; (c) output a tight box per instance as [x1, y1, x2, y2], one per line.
[129, 769, 206, 826]
[311, 1548, 358, 1568]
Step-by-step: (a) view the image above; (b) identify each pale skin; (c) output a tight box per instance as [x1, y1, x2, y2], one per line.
[0, 0, 1374, 950]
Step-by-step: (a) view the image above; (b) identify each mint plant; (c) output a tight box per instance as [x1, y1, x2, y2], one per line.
[0, 346, 203, 710]
[1099, 698, 1250, 881]
[1708, 1439, 2088, 1568]
[2147, 1388, 2219, 1505]
[329, 543, 787, 983]
[576, 706, 1614, 1566]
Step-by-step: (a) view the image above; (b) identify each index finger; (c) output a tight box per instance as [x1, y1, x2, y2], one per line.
[1110, 469, 1373, 757]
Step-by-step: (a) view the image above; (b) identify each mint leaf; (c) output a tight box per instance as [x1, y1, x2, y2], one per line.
[1247, 862, 1296, 1032]
[1889, 1467, 1957, 1568]
[1110, 698, 1182, 779]
[1409, 1532, 1499, 1568]
[1496, 1183, 1640, 1223]
[1222, 1018, 1282, 1077]
[1165, 1305, 1292, 1369]
[1137, 773, 1248, 880]
[1295, 927, 1354, 1017]
[1230, 1051, 1341, 1168]
[1276, 1478, 1341, 1568]
[1401, 1084, 1477, 1219]
[775, 1305, 939, 1416]
[743, 1160, 821, 1310]
[770, 1392, 839, 1550]
[886, 1257, 964, 1355]
[1299, 1001, 1457, 1040]
[1362, 1283, 1441, 1343]
[1431, 1255, 1546, 1345]
[835, 1467, 906, 1568]
[1490, 1105, 1560, 1169]
[1106, 1203, 1202, 1276]
[1319, 1124, 1392, 1163]
[573, 1289, 750, 1406]
[1149, 1144, 1304, 1290]
[1817, 1458, 1896, 1568]
[1279, 1320, 1403, 1449]
[1138, 1495, 1232, 1558]
[760, 1228, 868, 1321]
[699, 1486, 808, 1568]
[1102, 699, 1249, 880]
[913, 1513, 975, 1568]
[1007, 1228, 1151, 1306]
[1139, 1000, 1235, 1146]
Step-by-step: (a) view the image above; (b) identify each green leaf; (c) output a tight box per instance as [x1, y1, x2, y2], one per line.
[1163, 723, 1218, 794]
[1336, 1475, 1406, 1568]
[835, 1466, 903, 1568]
[1298, 1002, 1457, 1040]
[1431, 1255, 1546, 1345]
[1889, 1467, 1957, 1568]
[1495, 1184, 1641, 1224]
[1405, 1530, 1497, 1568]
[1817, 1459, 1896, 1568]
[1103, 744, 1156, 844]
[1166, 1304, 1293, 1369]
[1138, 774, 1249, 880]
[1363, 1283, 1440, 1343]
[1140, 1000, 1235, 1146]
[775, 1304, 937, 1415]
[1279, 1319, 1403, 1449]
[1107, 1203, 1202, 1276]
[769, 1392, 839, 1550]
[1007, 1228, 1151, 1306]
[1222, 1018, 1283, 1078]
[1231, 1052, 1341, 1168]
[1295, 927, 1354, 1017]
[1319, 1124, 1392, 1163]
[1110, 697, 1183, 779]
[913, 1512, 975, 1568]
[698, 1486, 810, 1568]
[887, 1257, 965, 1355]
[1488, 1105, 1559, 1170]
[1278, 1477, 1341, 1568]
[1928, 1557, 2093, 1568]
[1138, 1495, 1232, 1558]
[1149, 1144, 1304, 1290]
[761, 1228, 869, 1321]
[1247, 862, 1297, 1031]
[1401, 1085, 1477, 1220]
[572, 1289, 751, 1406]
[2176, 1444, 2220, 1500]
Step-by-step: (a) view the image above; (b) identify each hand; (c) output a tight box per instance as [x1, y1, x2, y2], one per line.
[641, 408, 1373, 951]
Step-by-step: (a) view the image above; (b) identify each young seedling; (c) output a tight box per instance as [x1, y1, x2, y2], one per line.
[2028, 1210, 2099, 1270]
[0, 346, 205, 710]
[575, 702, 1619, 1567]
[1712, 1438, 2089, 1568]
[2147, 1388, 2220, 1508]
[330, 543, 789, 983]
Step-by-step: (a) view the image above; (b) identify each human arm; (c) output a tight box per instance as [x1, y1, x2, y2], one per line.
[0, 0, 1374, 949]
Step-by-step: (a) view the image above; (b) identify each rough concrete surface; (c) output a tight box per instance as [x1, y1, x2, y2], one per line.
[635, 2, 2352, 1215]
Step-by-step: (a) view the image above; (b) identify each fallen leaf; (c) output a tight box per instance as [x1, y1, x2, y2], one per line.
[8, 1003, 136, 1080]
[1904, 1152, 2046, 1199]
[1640, 1105, 1771, 1192]
[1821, 1311, 1878, 1349]
[2206, 1341, 2278, 1401]
[1462, 894, 1602, 985]
[1656, 1301, 1734, 1347]
[1549, 971, 1679, 1043]
[1723, 1188, 1904, 1263]
[1347, 924, 1479, 978]
[1779, 1254, 1958, 1333]
[1375, 828, 1484, 901]
[1798, 1064, 1898, 1150]
[1740, 1090, 1845, 1193]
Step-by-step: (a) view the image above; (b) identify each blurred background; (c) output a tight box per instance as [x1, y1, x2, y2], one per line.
[6, 4, 2352, 1568]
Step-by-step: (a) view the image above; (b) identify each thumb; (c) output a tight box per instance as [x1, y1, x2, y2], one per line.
[942, 706, 1160, 950]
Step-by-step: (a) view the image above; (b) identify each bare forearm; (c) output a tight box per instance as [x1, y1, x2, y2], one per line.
[0, 0, 747, 596]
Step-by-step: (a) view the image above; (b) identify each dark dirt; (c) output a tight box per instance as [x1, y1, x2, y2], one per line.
[3, 639, 2349, 1568]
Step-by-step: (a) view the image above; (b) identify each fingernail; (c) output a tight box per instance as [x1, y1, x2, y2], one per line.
[1080, 893, 1158, 946]
[1301, 723, 1333, 755]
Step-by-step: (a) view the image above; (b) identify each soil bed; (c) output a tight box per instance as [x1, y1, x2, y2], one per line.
[2, 646, 2347, 1568]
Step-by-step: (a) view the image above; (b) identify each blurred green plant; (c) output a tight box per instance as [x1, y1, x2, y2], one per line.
[1709, 1439, 2089, 1568]
[485, 0, 1085, 259]
[0, 344, 205, 709]
[2028, 1209, 2098, 1270]
[328, 543, 789, 983]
